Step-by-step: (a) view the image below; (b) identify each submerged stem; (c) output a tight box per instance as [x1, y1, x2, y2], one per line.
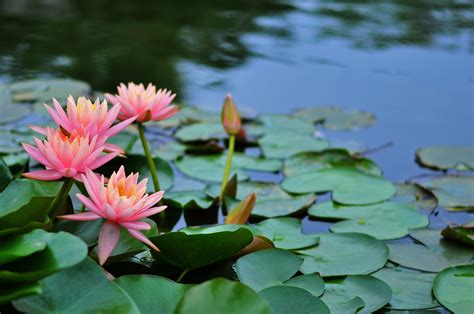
[46, 177, 74, 219]
[220, 135, 236, 199]
[138, 123, 161, 191]
[176, 269, 189, 283]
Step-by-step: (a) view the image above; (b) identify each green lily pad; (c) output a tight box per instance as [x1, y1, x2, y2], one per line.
[260, 114, 316, 135]
[164, 191, 215, 209]
[259, 133, 329, 159]
[13, 257, 139, 313]
[97, 154, 174, 190]
[176, 153, 282, 182]
[282, 167, 396, 205]
[372, 268, 438, 310]
[0, 282, 42, 306]
[52, 219, 103, 247]
[259, 286, 330, 314]
[322, 275, 392, 313]
[293, 106, 375, 130]
[284, 274, 325, 297]
[392, 183, 438, 212]
[297, 233, 388, 276]
[433, 265, 474, 314]
[158, 105, 219, 129]
[106, 131, 139, 154]
[441, 223, 474, 247]
[309, 201, 428, 240]
[0, 230, 87, 283]
[0, 157, 13, 192]
[0, 230, 48, 265]
[0, 131, 33, 154]
[115, 275, 192, 314]
[284, 149, 381, 177]
[10, 78, 91, 103]
[0, 179, 62, 235]
[417, 176, 474, 211]
[151, 225, 253, 270]
[416, 146, 474, 171]
[155, 141, 187, 160]
[235, 249, 303, 291]
[252, 218, 319, 250]
[409, 229, 473, 267]
[175, 122, 226, 142]
[175, 278, 270, 314]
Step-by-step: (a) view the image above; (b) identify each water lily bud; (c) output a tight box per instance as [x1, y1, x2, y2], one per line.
[221, 93, 241, 136]
[224, 192, 256, 225]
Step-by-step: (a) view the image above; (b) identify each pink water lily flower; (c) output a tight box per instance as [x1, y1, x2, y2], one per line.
[31, 96, 136, 153]
[22, 128, 118, 181]
[105, 82, 179, 123]
[58, 167, 166, 265]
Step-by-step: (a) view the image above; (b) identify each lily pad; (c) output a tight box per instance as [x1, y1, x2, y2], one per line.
[392, 183, 438, 212]
[372, 268, 438, 310]
[115, 275, 192, 314]
[13, 257, 139, 313]
[284, 149, 381, 177]
[433, 265, 474, 314]
[293, 106, 375, 130]
[151, 225, 253, 270]
[176, 153, 282, 182]
[409, 229, 473, 267]
[175, 278, 270, 314]
[309, 201, 428, 240]
[297, 233, 388, 276]
[158, 105, 219, 129]
[175, 122, 226, 142]
[10, 78, 91, 103]
[0, 157, 13, 192]
[416, 146, 474, 171]
[282, 167, 396, 205]
[0, 230, 48, 265]
[252, 218, 319, 250]
[0, 230, 87, 283]
[284, 274, 325, 297]
[417, 176, 474, 211]
[259, 286, 330, 314]
[260, 114, 316, 135]
[0, 282, 41, 306]
[322, 275, 392, 313]
[259, 133, 329, 159]
[164, 191, 215, 209]
[441, 223, 474, 247]
[235, 249, 303, 291]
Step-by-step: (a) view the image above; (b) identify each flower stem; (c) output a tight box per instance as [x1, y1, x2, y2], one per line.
[138, 123, 161, 191]
[46, 177, 74, 219]
[176, 269, 189, 283]
[220, 135, 235, 199]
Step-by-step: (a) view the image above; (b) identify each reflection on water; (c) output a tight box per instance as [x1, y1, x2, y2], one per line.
[0, 0, 473, 182]
[0, 0, 472, 92]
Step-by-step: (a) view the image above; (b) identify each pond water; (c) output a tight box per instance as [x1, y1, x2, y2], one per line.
[1, 1, 473, 181]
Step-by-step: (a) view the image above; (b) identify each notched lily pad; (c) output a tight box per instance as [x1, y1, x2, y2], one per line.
[433, 264, 474, 314]
[259, 286, 329, 314]
[282, 167, 395, 205]
[416, 146, 474, 171]
[392, 183, 438, 213]
[259, 133, 329, 159]
[441, 222, 474, 247]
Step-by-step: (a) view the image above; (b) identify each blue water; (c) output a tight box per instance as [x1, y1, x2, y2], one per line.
[0, 0, 473, 182]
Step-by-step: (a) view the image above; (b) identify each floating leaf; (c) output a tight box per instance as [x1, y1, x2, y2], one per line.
[0, 157, 13, 192]
[259, 286, 329, 314]
[392, 183, 437, 213]
[52, 219, 103, 247]
[0, 230, 48, 266]
[13, 257, 139, 313]
[252, 218, 319, 250]
[417, 176, 474, 211]
[175, 278, 270, 314]
[293, 106, 375, 130]
[151, 225, 253, 270]
[284, 274, 325, 297]
[260, 114, 316, 135]
[259, 133, 329, 159]
[441, 223, 474, 247]
[416, 146, 474, 171]
[282, 167, 395, 205]
[433, 265, 474, 313]
[297, 233, 388, 276]
[164, 191, 215, 210]
[322, 275, 392, 313]
[0, 179, 62, 235]
[175, 122, 226, 142]
[372, 268, 438, 310]
[0, 230, 87, 283]
[284, 149, 381, 177]
[309, 201, 428, 240]
[0, 282, 41, 305]
[158, 105, 219, 129]
[115, 275, 191, 314]
[176, 153, 282, 182]
[10, 78, 91, 103]
[409, 229, 473, 267]
[235, 249, 303, 291]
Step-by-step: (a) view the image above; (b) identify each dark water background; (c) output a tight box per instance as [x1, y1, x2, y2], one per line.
[0, 0, 473, 181]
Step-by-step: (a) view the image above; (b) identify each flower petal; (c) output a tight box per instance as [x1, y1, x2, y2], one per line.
[120, 221, 151, 230]
[98, 221, 121, 265]
[22, 169, 63, 181]
[57, 212, 102, 221]
[127, 229, 159, 252]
